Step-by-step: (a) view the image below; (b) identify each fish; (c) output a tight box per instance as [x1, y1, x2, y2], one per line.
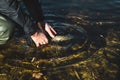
[51, 34, 74, 43]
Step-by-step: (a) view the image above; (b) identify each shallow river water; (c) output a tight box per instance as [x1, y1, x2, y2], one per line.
[0, 0, 120, 80]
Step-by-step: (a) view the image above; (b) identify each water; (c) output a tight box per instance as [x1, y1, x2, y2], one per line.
[0, 0, 120, 80]
[42, 0, 120, 26]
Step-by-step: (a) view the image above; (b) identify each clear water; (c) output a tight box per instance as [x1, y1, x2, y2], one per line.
[42, 0, 120, 26]
[0, 0, 120, 80]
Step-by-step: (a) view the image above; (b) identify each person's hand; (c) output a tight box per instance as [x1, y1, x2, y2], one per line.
[31, 22, 57, 47]
[31, 32, 48, 47]
[38, 22, 57, 38]
[44, 23, 57, 38]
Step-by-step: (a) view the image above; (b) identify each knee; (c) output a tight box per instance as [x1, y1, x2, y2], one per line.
[0, 16, 14, 45]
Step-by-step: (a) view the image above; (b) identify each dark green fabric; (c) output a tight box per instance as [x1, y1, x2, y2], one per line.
[0, 15, 14, 45]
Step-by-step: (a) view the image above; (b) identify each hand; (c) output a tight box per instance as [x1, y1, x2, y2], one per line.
[31, 22, 57, 47]
[38, 22, 57, 38]
[45, 23, 57, 38]
[31, 32, 48, 47]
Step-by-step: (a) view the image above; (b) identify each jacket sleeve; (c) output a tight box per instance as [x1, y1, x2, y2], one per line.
[0, 0, 38, 35]
[23, 0, 44, 23]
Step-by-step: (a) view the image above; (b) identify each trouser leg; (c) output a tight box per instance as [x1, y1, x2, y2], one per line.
[0, 15, 15, 45]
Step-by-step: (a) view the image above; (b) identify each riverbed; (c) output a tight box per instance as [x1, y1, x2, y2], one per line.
[0, 0, 120, 80]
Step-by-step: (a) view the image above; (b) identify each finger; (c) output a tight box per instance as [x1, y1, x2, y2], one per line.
[45, 23, 56, 38]
[40, 42, 43, 45]
[48, 29, 55, 38]
[46, 27, 55, 38]
[40, 38, 48, 45]
[40, 40, 45, 45]
[50, 27, 57, 35]
[43, 37, 48, 43]
[35, 42, 40, 47]
[48, 24, 57, 34]
[41, 39, 48, 45]
[40, 34, 48, 44]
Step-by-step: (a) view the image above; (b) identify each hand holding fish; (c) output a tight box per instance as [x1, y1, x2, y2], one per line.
[31, 22, 57, 47]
